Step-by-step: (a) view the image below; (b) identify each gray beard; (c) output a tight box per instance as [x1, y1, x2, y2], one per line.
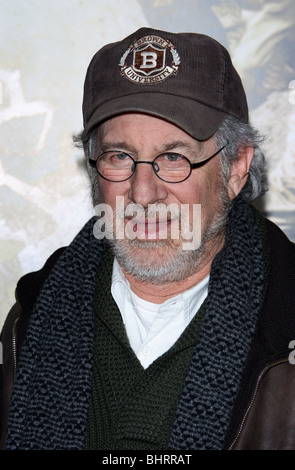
[108, 195, 231, 285]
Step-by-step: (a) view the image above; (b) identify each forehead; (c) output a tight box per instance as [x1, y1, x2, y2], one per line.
[97, 113, 203, 152]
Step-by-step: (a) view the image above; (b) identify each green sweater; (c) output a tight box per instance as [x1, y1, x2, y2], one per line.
[86, 249, 206, 450]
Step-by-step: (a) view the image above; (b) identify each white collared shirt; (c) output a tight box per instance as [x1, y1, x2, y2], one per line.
[111, 258, 209, 369]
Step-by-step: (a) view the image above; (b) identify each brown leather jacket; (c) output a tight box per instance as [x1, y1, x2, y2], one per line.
[1, 220, 295, 450]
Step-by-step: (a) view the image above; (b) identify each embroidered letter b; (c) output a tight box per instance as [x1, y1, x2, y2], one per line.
[140, 52, 158, 69]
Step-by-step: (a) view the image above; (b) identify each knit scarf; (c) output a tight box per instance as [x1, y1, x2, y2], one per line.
[5, 219, 105, 450]
[168, 199, 266, 449]
[5, 197, 266, 450]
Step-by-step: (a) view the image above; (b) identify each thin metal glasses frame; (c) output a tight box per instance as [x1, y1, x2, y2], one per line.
[89, 143, 228, 183]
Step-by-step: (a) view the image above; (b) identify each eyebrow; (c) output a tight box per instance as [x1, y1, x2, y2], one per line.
[99, 139, 203, 155]
[100, 141, 137, 153]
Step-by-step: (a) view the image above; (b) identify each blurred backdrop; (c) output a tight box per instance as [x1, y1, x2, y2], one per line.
[1, 0, 294, 328]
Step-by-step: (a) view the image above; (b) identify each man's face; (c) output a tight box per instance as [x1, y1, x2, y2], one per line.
[94, 113, 230, 284]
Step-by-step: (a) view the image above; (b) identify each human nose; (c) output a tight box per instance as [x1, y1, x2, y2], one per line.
[128, 161, 168, 206]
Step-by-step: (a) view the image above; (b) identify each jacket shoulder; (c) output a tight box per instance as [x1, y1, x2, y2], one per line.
[265, 216, 295, 255]
[16, 246, 67, 316]
[1, 247, 66, 364]
[232, 360, 295, 449]
[0, 247, 66, 448]
[225, 215, 295, 449]
[262, 217, 295, 353]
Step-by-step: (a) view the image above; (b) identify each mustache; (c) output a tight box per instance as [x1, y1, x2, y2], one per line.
[115, 202, 181, 221]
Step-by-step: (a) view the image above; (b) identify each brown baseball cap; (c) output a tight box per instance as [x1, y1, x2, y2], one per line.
[81, 27, 248, 143]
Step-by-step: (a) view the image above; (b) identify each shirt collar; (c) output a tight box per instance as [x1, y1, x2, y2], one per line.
[111, 257, 209, 320]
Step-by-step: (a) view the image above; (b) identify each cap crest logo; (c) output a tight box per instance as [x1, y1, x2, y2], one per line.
[119, 35, 180, 84]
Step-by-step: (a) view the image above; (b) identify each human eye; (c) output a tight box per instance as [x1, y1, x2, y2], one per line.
[113, 152, 129, 160]
[160, 153, 187, 167]
[155, 153, 190, 182]
[104, 151, 131, 166]
[164, 153, 183, 162]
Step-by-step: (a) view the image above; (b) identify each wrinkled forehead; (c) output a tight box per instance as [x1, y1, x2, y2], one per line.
[94, 112, 206, 155]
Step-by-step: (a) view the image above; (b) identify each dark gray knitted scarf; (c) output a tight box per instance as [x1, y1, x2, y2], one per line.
[168, 198, 266, 450]
[5, 197, 265, 450]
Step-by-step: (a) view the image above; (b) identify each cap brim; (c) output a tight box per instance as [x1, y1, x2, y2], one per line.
[81, 93, 227, 143]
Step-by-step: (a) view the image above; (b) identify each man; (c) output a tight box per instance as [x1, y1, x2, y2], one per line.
[1, 27, 295, 450]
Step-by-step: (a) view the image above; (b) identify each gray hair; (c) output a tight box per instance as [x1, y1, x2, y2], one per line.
[214, 115, 268, 202]
[74, 114, 268, 205]
[73, 128, 101, 205]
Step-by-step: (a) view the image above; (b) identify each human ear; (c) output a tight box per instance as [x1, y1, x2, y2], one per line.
[227, 146, 254, 200]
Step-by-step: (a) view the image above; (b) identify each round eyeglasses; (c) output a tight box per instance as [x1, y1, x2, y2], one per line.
[89, 144, 227, 183]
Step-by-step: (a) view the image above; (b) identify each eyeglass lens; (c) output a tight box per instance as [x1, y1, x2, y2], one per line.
[96, 151, 191, 183]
